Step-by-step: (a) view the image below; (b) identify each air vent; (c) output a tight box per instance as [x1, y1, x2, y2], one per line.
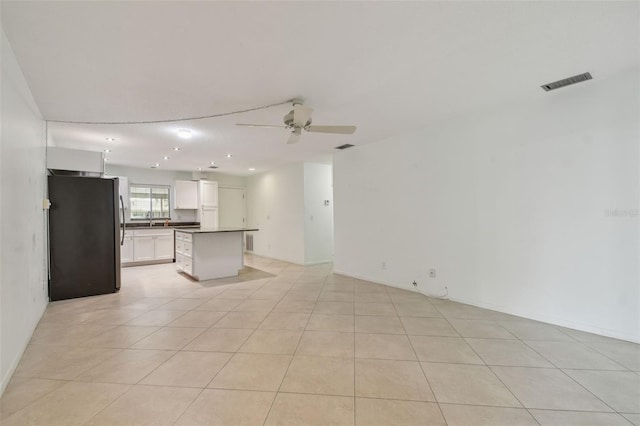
[208, 165, 218, 169]
[541, 72, 592, 92]
[335, 144, 355, 150]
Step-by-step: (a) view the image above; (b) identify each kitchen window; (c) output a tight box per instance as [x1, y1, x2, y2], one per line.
[129, 184, 170, 219]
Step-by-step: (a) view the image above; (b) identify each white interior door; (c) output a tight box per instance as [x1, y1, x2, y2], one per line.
[218, 187, 245, 228]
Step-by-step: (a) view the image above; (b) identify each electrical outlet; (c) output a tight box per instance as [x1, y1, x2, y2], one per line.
[429, 269, 436, 278]
[412, 280, 417, 287]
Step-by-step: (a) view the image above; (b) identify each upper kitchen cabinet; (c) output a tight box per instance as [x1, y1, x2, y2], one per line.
[198, 180, 219, 228]
[47, 147, 104, 175]
[174, 180, 198, 209]
[199, 180, 218, 207]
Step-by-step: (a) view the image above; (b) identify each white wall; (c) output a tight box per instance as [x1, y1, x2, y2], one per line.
[106, 164, 198, 223]
[304, 163, 334, 264]
[195, 171, 246, 188]
[0, 29, 49, 395]
[246, 163, 305, 264]
[334, 70, 639, 342]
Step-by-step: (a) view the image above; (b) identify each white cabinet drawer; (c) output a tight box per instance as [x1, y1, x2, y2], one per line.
[183, 241, 192, 257]
[175, 231, 192, 242]
[183, 258, 193, 275]
[176, 239, 184, 254]
[176, 254, 184, 271]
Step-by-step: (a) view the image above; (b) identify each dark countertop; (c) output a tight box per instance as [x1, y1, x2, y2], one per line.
[122, 221, 199, 229]
[174, 227, 259, 234]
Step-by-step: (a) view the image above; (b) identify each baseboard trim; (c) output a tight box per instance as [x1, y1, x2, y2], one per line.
[304, 259, 333, 266]
[244, 251, 305, 266]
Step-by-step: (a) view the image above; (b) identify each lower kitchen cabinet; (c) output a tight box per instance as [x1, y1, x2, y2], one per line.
[121, 230, 133, 262]
[155, 234, 174, 260]
[133, 235, 155, 261]
[123, 228, 174, 265]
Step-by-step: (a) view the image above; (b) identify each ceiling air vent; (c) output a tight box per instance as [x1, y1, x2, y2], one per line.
[541, 72, 592, 92]
[208, 165, 219, 169]
[335, 144, 355, 150]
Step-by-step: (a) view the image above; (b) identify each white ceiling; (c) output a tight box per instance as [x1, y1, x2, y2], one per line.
[2, 1, 638, 175]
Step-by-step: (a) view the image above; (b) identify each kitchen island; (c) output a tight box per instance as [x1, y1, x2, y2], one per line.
[174, 227, 258, 281]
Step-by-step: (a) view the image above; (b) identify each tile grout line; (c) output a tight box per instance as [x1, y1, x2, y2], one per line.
[437, 303, 552, 425]
[91, 276, 273, 426]
[517, 338, 622, 416]
[7, 256, 639, 424]
[389, 290, 449, 425]
[175, 273, 280, 425]
[259, 267, 323, 426]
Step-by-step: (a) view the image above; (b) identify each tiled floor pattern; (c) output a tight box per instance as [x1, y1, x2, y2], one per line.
[1, 254, 639, 425]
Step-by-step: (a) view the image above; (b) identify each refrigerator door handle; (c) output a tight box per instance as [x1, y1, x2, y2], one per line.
[120, 195, 125, 246]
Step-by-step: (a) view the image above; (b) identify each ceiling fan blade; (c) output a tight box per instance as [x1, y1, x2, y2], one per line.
[287, 128, 302, 144]
[293, 104, 313, 127]
[236, 124, 286, 129]
[306, 125, 357, 134]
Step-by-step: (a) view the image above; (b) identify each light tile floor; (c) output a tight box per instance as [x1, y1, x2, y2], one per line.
[1, 254, 639, 425]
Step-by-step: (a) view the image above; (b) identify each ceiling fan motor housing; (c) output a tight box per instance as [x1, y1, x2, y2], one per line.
[284, 110, 311, 128]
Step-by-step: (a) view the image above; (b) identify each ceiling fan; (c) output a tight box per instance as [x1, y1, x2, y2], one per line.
[236, 99, 356, 144]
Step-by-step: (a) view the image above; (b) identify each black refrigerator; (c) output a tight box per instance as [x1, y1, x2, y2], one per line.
[48, 175, 121, 301]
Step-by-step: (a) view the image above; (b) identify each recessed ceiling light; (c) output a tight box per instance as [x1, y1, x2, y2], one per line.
[163, 156, 169, 160]
[248, 168, 256, 171]
[198, 167, 202, 171]
[151, 163, 159, 168]
[177, 129, 192, 139]
[226, 154, 232, 158]
[103, 158, 108, 162]
[173, 147, 180, 151]
[210, 161, 215, 165]
[105, 137, 116, 142]
[104, 149, 111, 153]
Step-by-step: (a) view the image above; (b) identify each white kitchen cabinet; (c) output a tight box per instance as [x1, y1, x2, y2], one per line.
[175, 230, 246, 281]
[120, 230, 133, 263]
[155, 234, 174, 259]
[199, 180, 218, 207]
[131, 229, 174, 263]
[198, 180, 219, 228]
[201, 207, 219, 229]
[133, 235, 155, 261]
[174, 180, 198, 209]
